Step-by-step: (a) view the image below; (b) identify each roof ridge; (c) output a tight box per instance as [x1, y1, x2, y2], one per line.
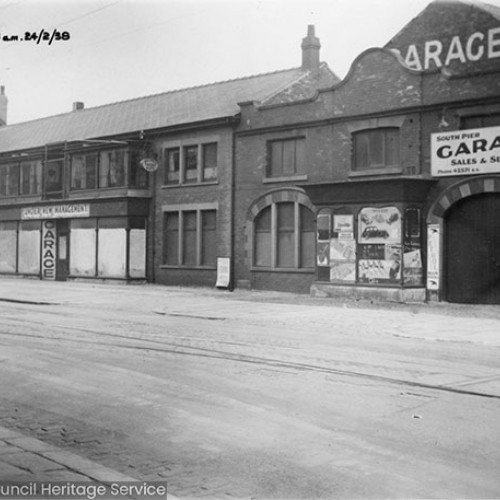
[2, 66, 303, 129]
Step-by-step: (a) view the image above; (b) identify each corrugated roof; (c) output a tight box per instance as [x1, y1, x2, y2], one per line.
[0, 67, 310, 153]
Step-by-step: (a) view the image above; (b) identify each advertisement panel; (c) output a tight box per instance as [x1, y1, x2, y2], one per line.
[358, 207, 401, 244]
[431, 126, 500, 177]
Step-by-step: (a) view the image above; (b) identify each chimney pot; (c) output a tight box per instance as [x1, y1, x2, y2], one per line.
[301, 25, 321, 72]
[73, 101, 84, 111]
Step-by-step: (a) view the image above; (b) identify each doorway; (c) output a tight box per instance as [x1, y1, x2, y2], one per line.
[445, 194, 500, 304]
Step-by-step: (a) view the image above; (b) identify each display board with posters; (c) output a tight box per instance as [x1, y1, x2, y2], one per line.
[329, 214, 356, 282]
[357, 207, 402, 283]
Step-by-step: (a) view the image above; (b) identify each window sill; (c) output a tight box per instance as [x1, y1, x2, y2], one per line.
[349, 167, 402, 178]
[263, 174, 308, 184]
[68, 188, 151, 199]
[161, 181, 219, 189]
[251, 267, 314, 274]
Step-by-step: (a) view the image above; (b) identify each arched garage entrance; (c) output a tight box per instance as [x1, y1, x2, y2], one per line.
[427, 176, 500, 304]
[445, 194, 500, 304]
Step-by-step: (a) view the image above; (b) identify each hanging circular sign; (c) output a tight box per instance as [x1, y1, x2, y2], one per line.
[140, 158, 159, 172]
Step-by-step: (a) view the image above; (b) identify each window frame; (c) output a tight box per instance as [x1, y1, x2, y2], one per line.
[253, 201, 315, 270]
[352, 127, 400, 172]
[69, 148, 148, 191]
[163, 142, 218, 186]
[267, 137, 306, 178]
[162, 208, 217, 268]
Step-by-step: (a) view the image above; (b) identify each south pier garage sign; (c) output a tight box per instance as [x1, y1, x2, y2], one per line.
[21, 203, 90, 220]
[431, 126, 500, 177]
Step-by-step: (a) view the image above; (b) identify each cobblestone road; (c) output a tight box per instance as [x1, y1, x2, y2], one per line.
[0, 280, 499, 498]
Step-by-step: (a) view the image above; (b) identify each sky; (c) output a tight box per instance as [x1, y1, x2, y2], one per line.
[0, 0, 498, 124]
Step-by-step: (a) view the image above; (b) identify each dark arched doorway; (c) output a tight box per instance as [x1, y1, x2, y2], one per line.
[445, 194, 500, 304]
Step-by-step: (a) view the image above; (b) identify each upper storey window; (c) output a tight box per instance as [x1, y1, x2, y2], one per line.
[0, 160, 42, 197]
[353, 128, 400, 171]
[461, 113, 500, 130]
[267, 138, 305, 178]
[164, 142, 218, 185]
[70, 149, 148, 191]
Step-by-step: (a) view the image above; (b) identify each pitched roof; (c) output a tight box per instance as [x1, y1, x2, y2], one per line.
[0, 67, 317, 153]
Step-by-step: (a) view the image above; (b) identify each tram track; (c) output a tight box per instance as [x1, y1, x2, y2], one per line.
[1, 326, 499, 401]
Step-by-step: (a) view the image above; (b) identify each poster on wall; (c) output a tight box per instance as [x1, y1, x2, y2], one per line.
[330, 238, 356, 261]
[317, 241, 330, 267]
[358, 207, 401, 244]
[333, 215, 354, 233]
[427, 224, 441, 290]
[330, 261, 356, 282]
[358, 244, 401, 283]
[403, 249, 423, 285]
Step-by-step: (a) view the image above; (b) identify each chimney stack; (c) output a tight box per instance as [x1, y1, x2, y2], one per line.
[73, 101, 84, 111]
[301, 25, 321, 72]
[0, 86, 7, 126]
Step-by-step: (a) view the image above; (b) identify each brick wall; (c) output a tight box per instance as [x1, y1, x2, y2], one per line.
[152, 126, 234, 287]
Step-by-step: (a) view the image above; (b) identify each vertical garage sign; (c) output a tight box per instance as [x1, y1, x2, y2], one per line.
[427, 224, 441, 290]
[42, 220, 56, 280]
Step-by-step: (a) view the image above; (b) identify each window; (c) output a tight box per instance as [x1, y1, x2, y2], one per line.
[268, 138, 305, 177]
[70, 149, 148, 191]
[0, 221, 17, 272]
[353, 128, 399, 170]
[165, 148, 180, 184]
[163, 142, 218, 185]
[461, 113, 500, 129]
[183, 146, 198, 183]
[129, 151, 148, 189]
[20, 160, 42, 195]
[254, 206, 272, 267]
[162, 209, 217, 267]
[99, 150, 125, 188]
[70, 217, 146, 278]
[202, 143, 218, 181]
[253, 202, 314, 269]
[45, 159, 64, 195]
[71, 153, 98, 190]
[0, 164, 19, 196]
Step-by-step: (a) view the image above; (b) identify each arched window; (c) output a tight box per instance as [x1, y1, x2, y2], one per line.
[254, 201, 314, 269]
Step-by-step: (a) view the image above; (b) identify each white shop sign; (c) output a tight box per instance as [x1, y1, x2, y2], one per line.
[21, 204, 90, 220]
[431, 126, 500, 177]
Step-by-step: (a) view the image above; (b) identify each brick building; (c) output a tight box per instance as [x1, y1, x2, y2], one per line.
[0, 32, 334, 286]
[234, 0, 500, 304]
[1, 0, 499, 305]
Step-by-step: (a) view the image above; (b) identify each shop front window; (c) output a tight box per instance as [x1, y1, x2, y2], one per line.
[18, 221, 41, 274]
[70, 219, 97, 277]
[0, 221, 18, 272]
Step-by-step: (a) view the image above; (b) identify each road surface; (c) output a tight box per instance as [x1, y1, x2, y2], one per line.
[0, 280, 499, 498]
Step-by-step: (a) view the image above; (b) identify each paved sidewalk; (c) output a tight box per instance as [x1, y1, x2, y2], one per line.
[0, 425, 136, 482]
[0, 426, 181, 499]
